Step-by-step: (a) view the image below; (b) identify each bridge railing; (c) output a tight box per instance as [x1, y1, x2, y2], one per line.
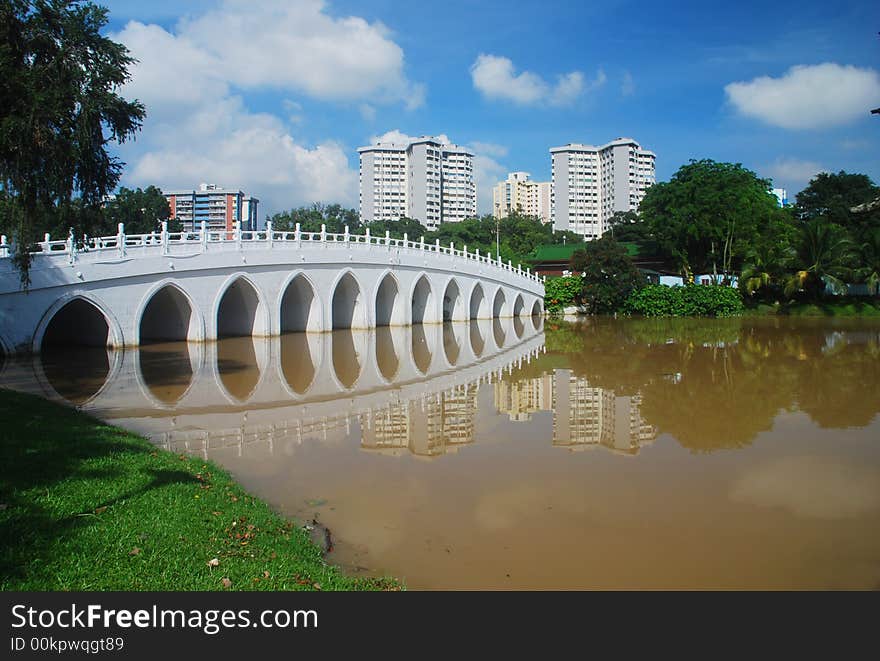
[2, 220, 545, 285]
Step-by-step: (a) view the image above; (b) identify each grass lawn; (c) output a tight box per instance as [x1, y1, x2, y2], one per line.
[0, 388, 399, 591]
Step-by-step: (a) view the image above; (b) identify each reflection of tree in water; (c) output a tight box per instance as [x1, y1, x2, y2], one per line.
[518, 318, 880, 452]
[139, 343, 194, 405]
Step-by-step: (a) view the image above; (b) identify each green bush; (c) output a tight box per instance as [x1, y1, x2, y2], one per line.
[624, 284, 743, 317]
[544, 276, 582, 313]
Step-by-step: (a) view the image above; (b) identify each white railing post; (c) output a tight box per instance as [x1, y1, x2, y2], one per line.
[435, 238, 440, 252]
[320, 224, 326, 242]
[294, 222, 301, 245]
[475, 247, 479, 261]
[200, 221, 208, 251]
[420, 235, 424, 251]
[266, 220, 273, 248]
[117, 223, 125, 258]
[450, 241, 454, 256]
[161, 221, 169, 255]
[344, 224, 349, 247]
[403, 232, 408, 247]
[365, 227, 371, 244]
[385, 230, 391, 248]
[508, 259, 512, 270]
[66, 228, 76, 264]
[463, 244, 467, 258]
[0, 234, 7, 259]
[234, 220, 241, 247]
[43, 233, 50, 253]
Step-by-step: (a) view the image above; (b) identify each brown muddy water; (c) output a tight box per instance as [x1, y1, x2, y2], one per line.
[3, 316, 880, 589]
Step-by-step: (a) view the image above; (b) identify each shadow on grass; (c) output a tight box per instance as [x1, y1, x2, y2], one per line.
[0, 389, 201, 588]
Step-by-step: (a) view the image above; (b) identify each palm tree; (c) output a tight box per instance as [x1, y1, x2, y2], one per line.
[739, 241, 790, 299]
[855, 229, 880, 296]
[783, 219, 855, 299]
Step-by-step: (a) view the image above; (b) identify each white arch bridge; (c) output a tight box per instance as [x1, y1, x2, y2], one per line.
[0, 222, 545, 354]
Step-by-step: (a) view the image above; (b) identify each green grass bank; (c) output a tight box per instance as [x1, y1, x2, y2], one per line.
[0, 389, 398, 591]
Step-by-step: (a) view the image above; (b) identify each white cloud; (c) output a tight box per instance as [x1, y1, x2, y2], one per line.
[725, 63, 880, 130]
[469, 142, 509, 158]
[470, 54, 602, 107]
[763, 157, 827, 190]
[110, 0, 426, 217]
[730, 456, 880, 519]
[621, 71, 635, 96]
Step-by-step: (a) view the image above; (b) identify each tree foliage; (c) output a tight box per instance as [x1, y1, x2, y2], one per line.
[795, 171, 880, 241]
[102, 186, 173, 234]
[639, 159, 781, 280]
[570, 237, 645, 313]
[0, 0, 145, 285]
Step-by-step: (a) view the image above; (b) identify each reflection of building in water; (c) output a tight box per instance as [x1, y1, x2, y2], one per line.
[361, 384, 479, 457]
[552, 369, 655, 454]
[494, 375, 554, 421]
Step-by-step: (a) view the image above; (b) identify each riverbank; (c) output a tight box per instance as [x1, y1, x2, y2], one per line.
[0, 388, 399, 591]
[744, 299, 880, 317]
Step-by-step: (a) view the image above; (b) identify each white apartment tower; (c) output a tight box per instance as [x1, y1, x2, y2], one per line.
[358, 136, 476, 230]
[550, 137, 655, 239]
[493, 172, 552, 223]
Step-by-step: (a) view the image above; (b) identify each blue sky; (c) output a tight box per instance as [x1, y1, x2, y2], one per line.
[101, 0, 880, 218]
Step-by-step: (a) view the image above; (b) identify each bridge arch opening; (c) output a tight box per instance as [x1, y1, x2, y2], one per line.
[513, 314, 524, 339]
[443, 280, 464, 322]
[139, 343, 195, 405]
[531, 300, 543, 330]
[217, 278, 262, 338]
[332, 272, 366, 330]
[281, 274, 320, 333]
[469, 319, 485, 358]
[375, 273, 403, 327]
[375, 326, 400, 381]
[492, 289, 507, 318]
[217, 336, 262, 403]
[140, 285, 196, 343]
[443, 322, 460, 366]
[469, 283, 489, 320]
[411, 324, 432, 374]
[411, 275, 434, 324]
[281, 332, 316, 394]
[493, 317, 506, 349]
[513, 294, 525, 318]
[42, 298, 110, 349]
[332, 329, 363, 389]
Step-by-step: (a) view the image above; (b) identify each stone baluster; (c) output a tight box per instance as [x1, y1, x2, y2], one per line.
[294, 222, 301, 245]
[320, 223, 326, 243]
[200, 221, 208, 251]
[344, 225, 349, 247]
[435, 238, 440, 252]
[0, 234, 7, 259]
[450, 241, 454, 256]
[117, 223, 125, 258]
[385, 230, 391, 248]
[365, 227, 371, 244]
[420, 235, 424, 251]
[66, 228, 76, 264]
[403, 232, 408, 248]
[43, 233, 50, 253]
[161, 221, 169, 255]
[266, 220, 273, 247]
[463, 244, 467, 259]
[234, 220, 241, 247]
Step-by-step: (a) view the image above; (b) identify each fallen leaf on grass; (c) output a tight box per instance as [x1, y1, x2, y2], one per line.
[313, 583, 322, 590]
[94, 506, 107, 515]
[263, 571, 270, 579]
[129, 547, 141, 556]
[221, 577, 232, 589]
[207, 558, 220, 567]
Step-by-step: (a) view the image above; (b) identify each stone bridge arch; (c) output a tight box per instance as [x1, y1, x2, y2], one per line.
[278, 272, 322, 333]
[215, 274, 269, 339]
[32, 292, 124, 352]
[137, 280, 205, 344]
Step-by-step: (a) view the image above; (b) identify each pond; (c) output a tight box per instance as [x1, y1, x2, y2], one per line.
[3, 316, 879, 589]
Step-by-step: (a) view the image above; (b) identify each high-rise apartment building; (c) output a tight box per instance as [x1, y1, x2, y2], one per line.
[358, 135, 476, 230]
[165, 183, 259, 232]
[550, 137, 655, 240]
[492, 172, 552, 223]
